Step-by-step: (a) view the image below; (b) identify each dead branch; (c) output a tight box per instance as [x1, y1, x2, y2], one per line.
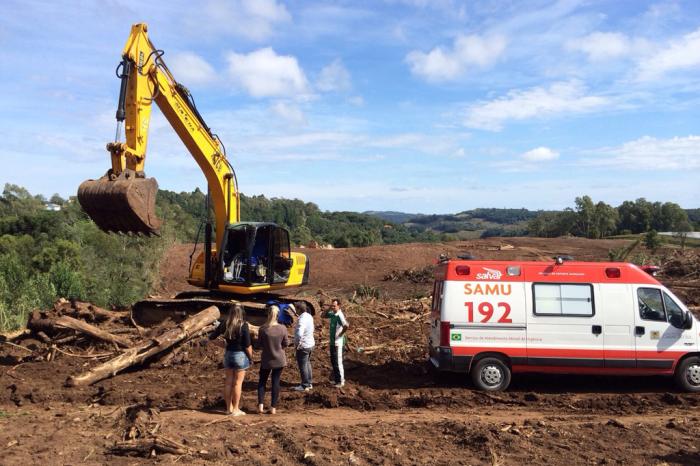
[410, 311, 431, 322]
[36, 331, 52, 344]
[0, 341, 34, 353]
[129, 308, 145, 337]
[66, 306, 220, 387]
[54, 316, 131, 347]
[109, 435, 192, 457]
[53, 346, 116, 359]
[53, 335, 78, 345]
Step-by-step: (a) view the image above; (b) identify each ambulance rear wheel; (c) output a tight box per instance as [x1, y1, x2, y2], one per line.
[675, 356, 700, 392]
[471, 357, 511, 391]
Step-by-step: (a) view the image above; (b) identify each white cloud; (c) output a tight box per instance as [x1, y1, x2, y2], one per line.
[316, 59, 352, 92]
[168, 52, 216, 86]
[269, 101, 306, 125]
[566, 32, 632, 61]
[406, 33, 507, 82]
[226, 48, 310, 98]
[583, 135, 700, 170]
[637, 28, 700, 81]
[463, 81, 608, 131]
[347, 95, 365, 106]
[200, 0, 291, 41]
[521, 146, 559, 161]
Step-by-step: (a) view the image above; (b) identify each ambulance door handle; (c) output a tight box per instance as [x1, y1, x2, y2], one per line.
[635, 326, 645, 336]
[592, 325, 602, 335]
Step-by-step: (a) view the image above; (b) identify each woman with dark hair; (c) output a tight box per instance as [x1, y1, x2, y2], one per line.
[257, 305, 288, 414]
[209, 304, 252, 416]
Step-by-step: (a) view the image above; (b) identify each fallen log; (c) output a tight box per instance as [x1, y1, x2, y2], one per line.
[72, 306, 125, 323]
[26, 314, 130, 347]
[54, 316, 131, 348]
[158, 322, 217, 367]
[66, 306, 220, 387]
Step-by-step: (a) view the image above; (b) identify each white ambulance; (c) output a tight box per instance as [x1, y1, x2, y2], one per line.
[429, 256, 700, 391]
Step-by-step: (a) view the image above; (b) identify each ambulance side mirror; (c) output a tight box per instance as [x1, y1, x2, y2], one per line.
[683, 311, 693, 330]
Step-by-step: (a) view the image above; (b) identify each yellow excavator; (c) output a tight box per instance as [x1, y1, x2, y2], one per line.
[78, 23, 311, 323]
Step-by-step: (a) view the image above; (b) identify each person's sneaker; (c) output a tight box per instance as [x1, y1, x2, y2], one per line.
[334, 382, 345, 388]
[292, 385, 306, 392]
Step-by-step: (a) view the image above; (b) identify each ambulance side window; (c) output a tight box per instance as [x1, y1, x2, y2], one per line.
[637, 288, 666, 322]
[663, 292, 684, 327]
[533, 283, 594, 317]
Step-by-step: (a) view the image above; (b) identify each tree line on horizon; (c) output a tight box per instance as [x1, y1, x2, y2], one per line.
[526, 196, 694, 240]
[0, 184, 441, 330]
[0, 184, 695, 331]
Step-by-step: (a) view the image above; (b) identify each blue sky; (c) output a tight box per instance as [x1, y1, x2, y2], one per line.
[1, 0, 699, 213]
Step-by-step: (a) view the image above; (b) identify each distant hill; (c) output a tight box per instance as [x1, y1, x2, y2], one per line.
[362, 211, 423, 224]
[364, 208, 543, 238]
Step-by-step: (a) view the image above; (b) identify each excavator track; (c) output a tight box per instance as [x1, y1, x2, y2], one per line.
[131, 291, 320, 327]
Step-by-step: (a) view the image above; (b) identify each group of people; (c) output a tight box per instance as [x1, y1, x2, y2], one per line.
[208, 298, 349, 416]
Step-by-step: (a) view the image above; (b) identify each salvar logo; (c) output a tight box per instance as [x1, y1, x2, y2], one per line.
[475, 267, 502, 280]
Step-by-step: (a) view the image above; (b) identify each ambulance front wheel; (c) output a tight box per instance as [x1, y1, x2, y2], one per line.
[471, 357, 511, 391]
[675, 356, 700, 392]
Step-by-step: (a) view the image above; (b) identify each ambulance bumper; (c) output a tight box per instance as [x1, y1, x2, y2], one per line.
[429, 346, 472, 372]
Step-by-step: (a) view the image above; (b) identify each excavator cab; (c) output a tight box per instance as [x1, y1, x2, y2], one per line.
[220, 223, 293, 286]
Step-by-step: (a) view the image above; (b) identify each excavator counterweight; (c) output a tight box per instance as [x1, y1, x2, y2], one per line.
[78, 176, 161, 235]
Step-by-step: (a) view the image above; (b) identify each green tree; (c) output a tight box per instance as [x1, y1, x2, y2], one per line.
[643, 230, 662, 252]
[592, 201, 618, 239]
[574, 195, 595, 238]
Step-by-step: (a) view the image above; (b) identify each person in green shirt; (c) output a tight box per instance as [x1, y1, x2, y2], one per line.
[323, 298, 349, 387]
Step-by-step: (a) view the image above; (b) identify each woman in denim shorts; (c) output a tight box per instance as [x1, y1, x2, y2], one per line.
[209, 304, 252, 416]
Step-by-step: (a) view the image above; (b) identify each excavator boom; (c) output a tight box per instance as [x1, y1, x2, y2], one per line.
[78, 23, 238, 243]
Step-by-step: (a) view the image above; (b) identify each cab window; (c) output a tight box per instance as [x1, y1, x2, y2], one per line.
[663, 292, 685, 328]
[271, 228, 292, 284]
[637, 288, 666, 322]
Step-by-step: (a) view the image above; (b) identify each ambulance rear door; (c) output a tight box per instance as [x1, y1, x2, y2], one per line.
[445, 268, 527, 362]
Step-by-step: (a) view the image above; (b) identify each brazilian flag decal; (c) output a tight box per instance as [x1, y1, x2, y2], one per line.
[451, 333, 461, 341]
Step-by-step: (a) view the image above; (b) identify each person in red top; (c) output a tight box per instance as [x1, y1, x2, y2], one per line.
[257, 305, 288, 414]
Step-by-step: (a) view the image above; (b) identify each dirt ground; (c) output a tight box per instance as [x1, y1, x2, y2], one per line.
[2, 237, 700, 465]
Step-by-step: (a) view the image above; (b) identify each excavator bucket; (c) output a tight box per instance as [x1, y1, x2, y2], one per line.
[77, 177, 162, 235]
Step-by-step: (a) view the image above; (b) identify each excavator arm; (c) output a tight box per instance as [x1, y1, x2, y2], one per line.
[78, 23, 239, 248]
[79, 23, 310, 301]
